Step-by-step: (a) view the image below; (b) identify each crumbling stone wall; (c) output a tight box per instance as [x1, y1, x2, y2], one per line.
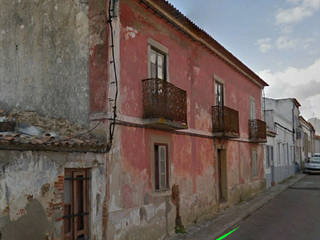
[0, 0, 90, 125]
[0, 150, 107, 240]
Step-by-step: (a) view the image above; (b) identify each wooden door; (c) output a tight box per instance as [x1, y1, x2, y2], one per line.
[217, 149, 227, 202]
[64, 169, 89, 240]
[73, 171, 89, 240]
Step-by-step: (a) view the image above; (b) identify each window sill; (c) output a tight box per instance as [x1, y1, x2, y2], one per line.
[151, 190, 172, 197]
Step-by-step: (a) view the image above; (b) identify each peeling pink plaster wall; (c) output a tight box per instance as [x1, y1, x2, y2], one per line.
[108, 0, 266, 239]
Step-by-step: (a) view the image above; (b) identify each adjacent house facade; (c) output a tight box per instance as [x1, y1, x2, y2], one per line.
[314, 135, 320, 153]
[0, 0, 268, 240]
[263, 98, 300, 187]
[298, 116, 315, 165]
[308, 118, 320, 153]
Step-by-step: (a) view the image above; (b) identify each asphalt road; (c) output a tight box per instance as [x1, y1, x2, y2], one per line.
[225, 174, 320, 240]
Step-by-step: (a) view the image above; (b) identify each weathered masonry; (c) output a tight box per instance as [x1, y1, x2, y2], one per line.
[0, 0, 109, 126]
[0, 0, 110, 239]
[0, 150, 107, 240]
[0, 111, 108, 240]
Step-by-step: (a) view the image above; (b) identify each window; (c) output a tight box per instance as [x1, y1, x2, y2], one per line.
[154, 144, 169, 191]
[278, 143, 281, 165]
[215, 81, 224, 107]
[250, 97, 256, 120]
[150, 48, 166, 80]
[266, 146, 274, 169]
[270, 146, 274, 166]
[285, 143, 289, 165]
[266, 146, 270, 169]
[64, 169, 89, 240]
[252, 149, 258, 177]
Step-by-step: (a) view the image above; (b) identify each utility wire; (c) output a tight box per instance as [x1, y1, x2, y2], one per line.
[107, 0, 119, 150]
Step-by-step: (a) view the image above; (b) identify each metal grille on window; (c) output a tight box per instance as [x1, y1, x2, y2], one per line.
[63, 169, 90, 240]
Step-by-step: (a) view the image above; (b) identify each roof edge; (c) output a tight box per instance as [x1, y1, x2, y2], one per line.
[140, 0, 269, 88]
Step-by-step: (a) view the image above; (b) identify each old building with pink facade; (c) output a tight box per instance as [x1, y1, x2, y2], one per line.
[103, 0, 268, 239]
[0, 0, 268, 239]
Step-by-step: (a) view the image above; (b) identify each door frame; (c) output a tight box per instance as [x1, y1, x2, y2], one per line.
[216, 146, 228, 203]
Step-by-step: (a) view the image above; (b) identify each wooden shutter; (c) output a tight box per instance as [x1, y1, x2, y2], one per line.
[150, 50, 157, 79]
[157, 54, 165, 80]
[73, 171, 89, 239]
[63, 169, 89, 240]
[64, 170, 72, 240]
[150, 48, 166, 80]
[155, 145, 159, 190]
[215, 82, 224, 107]
[158, 145, 167, 190]
[250, 98, 256, 120]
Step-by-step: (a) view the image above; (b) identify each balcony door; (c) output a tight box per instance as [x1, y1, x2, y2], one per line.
[150, 48, 166, 81]
[148, 48, 168, 116]
[215, 81, 224, 107]
[217, 149, 227, 202]
[215, 81, 224, 129]
[250, 98, 256, 120]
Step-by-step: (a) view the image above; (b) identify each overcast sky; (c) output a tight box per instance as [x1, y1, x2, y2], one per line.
[167, 0, 320, 120]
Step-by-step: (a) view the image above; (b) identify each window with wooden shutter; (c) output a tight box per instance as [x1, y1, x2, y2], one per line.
[63, 169, 89, 240]
[154, 144, 169, 191]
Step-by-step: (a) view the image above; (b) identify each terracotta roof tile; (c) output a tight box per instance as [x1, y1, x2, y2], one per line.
[0, 127, 106, 153]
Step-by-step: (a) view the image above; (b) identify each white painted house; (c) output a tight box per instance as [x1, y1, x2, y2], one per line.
[263, 98, 300, 188]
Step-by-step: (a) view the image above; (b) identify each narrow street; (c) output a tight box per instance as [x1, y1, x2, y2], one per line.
[224, 175, 320, 240]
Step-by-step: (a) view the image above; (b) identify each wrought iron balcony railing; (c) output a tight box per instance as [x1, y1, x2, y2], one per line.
[212, 106, 239, 138]
[249, 119, 267, 142]
[142, 78, 187, 129]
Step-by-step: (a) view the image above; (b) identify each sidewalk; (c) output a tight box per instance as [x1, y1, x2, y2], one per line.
[169, 173, 305, 240]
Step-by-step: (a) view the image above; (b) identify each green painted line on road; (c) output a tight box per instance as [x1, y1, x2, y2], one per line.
[216, 227, 239, 240]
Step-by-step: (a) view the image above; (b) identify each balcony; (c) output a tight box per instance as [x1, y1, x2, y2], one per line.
[249, 119, 267, 142]
[212, 106, 239, 138]
[142, 78, 187, 130]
